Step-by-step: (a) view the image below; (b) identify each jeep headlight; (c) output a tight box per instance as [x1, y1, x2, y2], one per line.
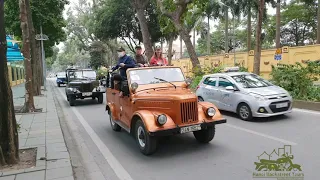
[157, 114, 167, 125]
[72, 88, 77, 93]
[207, 107, 216, 117]
[96, 86, 101, 92]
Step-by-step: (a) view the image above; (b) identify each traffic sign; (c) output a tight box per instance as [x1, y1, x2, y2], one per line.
[274, 54, 282, 60]
[275, 48, 282, 54]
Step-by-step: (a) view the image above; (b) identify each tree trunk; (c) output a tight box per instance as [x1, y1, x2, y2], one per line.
[0, 0, 19, 166]
[317, 0, 320, 44]
[247, 6, 252, 51]
[193, 29, 196, 46]
[37, 41, 43, 86]
[180, 36, 182, 58]
[19, 0, 35, 113]
[253, 0, 265, 75]
[179, 28, 200, 68]
[276, 0, 281, 48]
[207, 16, 210, 55]
[224, 7, 229, 53]
[167, 36, 174, 65]
[26, 0, 41, 96]
[134, 0, 154, 61]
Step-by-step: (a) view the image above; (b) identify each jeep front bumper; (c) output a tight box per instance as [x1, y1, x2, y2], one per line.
[148, 119, 227, 137]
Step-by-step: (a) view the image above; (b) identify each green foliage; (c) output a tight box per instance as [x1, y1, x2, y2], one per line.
[270, 61, 320, 101]
[5, 0, 68, 57]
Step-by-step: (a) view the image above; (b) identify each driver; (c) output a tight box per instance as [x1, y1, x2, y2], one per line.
[150, 46, 168, 66]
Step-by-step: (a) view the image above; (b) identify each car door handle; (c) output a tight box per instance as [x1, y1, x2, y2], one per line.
[112, 92, 116, 95]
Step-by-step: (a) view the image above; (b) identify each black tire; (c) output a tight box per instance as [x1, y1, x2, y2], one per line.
[135, 119, 157, 155]
[98, 93, 103, 104]
[193, 125, 215, 143]
[69, 95, 75, 106]
[198, 96, 204, 102]
[92, 97, 95, 100]
[237, 103, 253, 121]
[109, 111, 121, 131]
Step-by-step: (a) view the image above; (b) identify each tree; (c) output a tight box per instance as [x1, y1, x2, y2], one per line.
[132, 0, 154, 60]
[156, 0, 202, 69]
[19, 0, 35, 113]
[300, 0, 319, 44]
[253, 0, 265, 75]
[0, 0, 19, 166]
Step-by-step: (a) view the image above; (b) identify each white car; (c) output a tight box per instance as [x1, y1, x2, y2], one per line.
[196, 70, 293, 121]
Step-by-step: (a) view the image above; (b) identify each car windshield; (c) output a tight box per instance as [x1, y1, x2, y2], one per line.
[57, 72, 65, 78]
[69, 70, 96, 80]
[231, 74, 273, 88]
[129, 67, 185, 85]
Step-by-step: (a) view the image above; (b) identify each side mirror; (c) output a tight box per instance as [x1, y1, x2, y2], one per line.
[225, 86, 234, 91]
[131, 82, 139, 93]
[185, 78, 192, 87]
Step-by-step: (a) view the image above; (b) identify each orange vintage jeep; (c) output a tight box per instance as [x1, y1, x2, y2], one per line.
[105, 66, 227, 155]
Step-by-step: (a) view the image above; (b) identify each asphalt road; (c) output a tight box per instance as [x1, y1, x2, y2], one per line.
[51, 79, 320, 180]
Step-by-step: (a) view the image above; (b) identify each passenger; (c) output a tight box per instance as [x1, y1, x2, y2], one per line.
[109, 47, 136, 89]
[113, 74, 124, 97]
[150, 46, 168, 66]
[134, 45, 149, 67]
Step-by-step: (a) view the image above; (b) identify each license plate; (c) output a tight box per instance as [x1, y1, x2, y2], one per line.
[180, 124, 201, 134]
[276, 102, 288, 108]
[82, 92, 92, 96]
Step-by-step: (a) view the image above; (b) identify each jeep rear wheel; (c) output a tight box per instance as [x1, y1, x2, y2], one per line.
[109, 112, 121, 131]
[193, 125, 215, 143]
[135, 119, 157, 155]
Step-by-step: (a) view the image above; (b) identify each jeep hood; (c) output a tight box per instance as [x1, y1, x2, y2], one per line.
[135, 88, 196, 100]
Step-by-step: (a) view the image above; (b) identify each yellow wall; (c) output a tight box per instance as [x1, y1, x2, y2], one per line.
[7, 63, 25, 87]
[172, 45, 320, 79]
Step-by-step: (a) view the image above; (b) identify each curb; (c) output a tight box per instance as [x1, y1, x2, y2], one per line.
[293, 100, 320, 112]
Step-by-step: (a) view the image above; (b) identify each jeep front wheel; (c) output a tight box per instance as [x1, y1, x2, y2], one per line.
[109, 112, 121, 131]
[69, 95, 75, 106]
[97, 93, 103, 104]
[135, 119, 157, 155]
[193, 125, 215, 143]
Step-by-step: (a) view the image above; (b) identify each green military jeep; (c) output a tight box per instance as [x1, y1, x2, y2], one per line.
[65, 67, 105, 106]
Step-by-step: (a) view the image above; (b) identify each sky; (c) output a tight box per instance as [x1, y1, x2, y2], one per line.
[59, 0, 281, 52]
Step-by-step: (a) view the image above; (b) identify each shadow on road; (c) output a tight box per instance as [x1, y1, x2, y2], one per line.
[219, 110, 291, 123]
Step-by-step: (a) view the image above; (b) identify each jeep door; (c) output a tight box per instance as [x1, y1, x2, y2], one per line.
[119, 95, 132, 128]
[109, 88, 121, 120]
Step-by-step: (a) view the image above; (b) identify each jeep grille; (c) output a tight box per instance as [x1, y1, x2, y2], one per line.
[82, 83, 92, 92]
[180, 101, 198, 123]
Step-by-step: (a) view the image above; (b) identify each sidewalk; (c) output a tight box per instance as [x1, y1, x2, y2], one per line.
[0, 84, 74, 180]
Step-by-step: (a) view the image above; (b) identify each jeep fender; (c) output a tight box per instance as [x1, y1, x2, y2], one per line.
[105, 102, 120, 120]
[131, 110, 176, 133]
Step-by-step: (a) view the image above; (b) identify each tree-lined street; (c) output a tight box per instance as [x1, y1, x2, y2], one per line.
[50, 78, 320, 180]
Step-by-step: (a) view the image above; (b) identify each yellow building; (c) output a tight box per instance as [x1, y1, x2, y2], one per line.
[172, 45, 320, 79]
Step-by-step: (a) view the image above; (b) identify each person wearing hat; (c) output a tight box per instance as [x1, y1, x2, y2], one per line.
[150, 45, 168, 66]
[109, 47, 136, 79]
[134, 45, 149, 67]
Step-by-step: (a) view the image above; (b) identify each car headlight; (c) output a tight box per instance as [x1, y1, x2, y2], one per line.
[207, 107, 216, 117]
[157, 114, 167, 125]
[250, 93, 267, 101]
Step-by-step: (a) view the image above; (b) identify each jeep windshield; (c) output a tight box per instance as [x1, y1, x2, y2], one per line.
[129, 67, 185, 85]
[69, 70, 96, 80]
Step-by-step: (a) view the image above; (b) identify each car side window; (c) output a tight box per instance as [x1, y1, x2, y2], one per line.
[218, 77, 233, 88]
[203, 77, 217, 86]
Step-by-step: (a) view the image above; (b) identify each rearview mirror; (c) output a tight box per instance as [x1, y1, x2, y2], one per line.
[225, 86, 234, 91]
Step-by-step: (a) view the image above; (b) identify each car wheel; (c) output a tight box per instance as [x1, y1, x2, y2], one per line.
[193, 125, 215, 143]
[69, 95, 75, 106]
[98, 93, 103, 104]
[109, 111, 121, 131]
[92, 97, 95, 100]
[198, 96, 204, 102]
[237, 103, 253, 121]
[135, 119, 157, 155]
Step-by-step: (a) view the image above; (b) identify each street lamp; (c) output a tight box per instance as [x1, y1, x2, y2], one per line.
[215, 0, 236, 66]
[35, 25, 49, 91]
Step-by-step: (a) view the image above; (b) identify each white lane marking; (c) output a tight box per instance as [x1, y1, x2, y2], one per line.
[55, 82, 133, 180]
[224, 124, 298, 146]
[293, 108, 320, 115]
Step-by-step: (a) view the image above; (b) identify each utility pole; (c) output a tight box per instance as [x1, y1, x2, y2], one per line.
[35, 25, 48, 90]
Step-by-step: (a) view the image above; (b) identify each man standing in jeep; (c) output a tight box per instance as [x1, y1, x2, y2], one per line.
[109, 47, 136, 79]
[134, 45, 149, 67]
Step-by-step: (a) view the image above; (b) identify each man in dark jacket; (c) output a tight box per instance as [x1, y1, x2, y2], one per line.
[134, 45, 149, 67]
[109, 47, 135, 89]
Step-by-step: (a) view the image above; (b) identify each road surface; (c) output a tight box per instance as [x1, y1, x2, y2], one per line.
[50, 79, 320, 180]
